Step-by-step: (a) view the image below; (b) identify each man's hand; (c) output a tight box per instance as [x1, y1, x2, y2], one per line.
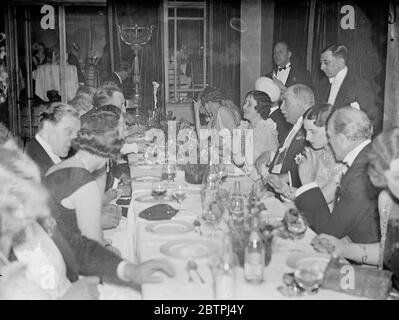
[123, 259, 176, 284]
[255, 151, 272, 175]
[311, 234, 344, 256]
[61, 277, 100, 300]
[272, 75, 287, 93]
[298, 147, 319, 184]
[101, 204, 122, 229]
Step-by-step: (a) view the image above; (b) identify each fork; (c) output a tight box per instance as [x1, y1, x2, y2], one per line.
[185, 266, 194, 282]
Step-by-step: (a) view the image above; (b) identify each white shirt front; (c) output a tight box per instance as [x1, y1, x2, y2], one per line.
[35, 133, 61, 164]
[274, 63, 291, 85]
[328, 66, 348, 105]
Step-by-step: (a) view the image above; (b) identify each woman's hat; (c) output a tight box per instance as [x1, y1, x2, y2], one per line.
[254, 77, 281, 103]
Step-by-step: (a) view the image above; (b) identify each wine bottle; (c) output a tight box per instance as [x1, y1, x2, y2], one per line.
[244, 217, 265, 284]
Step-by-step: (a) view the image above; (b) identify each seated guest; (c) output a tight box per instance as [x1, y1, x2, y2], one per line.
[255, 76, 292, 146]
[295, 107, 380, 243]
[0, 134, 175, 296]
[44, 105, 124, 249]
[193, 86, 241, 137]
[0, 144, 100, 300]
[69, 94, 93, 117]
[273, 103, 347, 208]
[25, 102, 81, 180]
[75, 85, 97, 100]
[93, 84, 127, 111]
[92, 85, 130, 190]
[236, 90, 278, 167]
[23, 104, 120, 230]
[312, 128, 399, 290]
[255, 84, 314, 189]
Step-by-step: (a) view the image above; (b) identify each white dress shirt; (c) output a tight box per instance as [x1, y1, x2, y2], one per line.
[327, 66, 348, 105]
[35, 133, 62, 164]
[295, 139, 371, 197]
[274, 63, 291, 85]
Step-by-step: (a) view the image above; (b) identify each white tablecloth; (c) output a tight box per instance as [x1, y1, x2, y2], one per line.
[33, 64, 78, 101]
[103, 159, 366, 300]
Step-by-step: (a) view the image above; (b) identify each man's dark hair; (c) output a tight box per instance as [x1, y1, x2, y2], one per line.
[321, 44, 348, 61]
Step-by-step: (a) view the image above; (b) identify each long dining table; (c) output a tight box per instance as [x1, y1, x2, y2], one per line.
[103, 148, 367, 300]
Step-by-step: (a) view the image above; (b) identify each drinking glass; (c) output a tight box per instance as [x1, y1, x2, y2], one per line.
[171, 182, 188, 211]
[162, 163, 177, 184]
[286, 210, 308, 251]
[151, 181, 167, 202]
[294, 261, 324, 295]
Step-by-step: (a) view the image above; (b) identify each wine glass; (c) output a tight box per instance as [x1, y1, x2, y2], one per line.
[294, 261, 325, 295]
[151, 181, 167, 202]
[285, 209, 308, 251]
[161, 163, 177, 184]
[171, 182, 187, 211]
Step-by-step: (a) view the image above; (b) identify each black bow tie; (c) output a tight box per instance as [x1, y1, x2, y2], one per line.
[278, 65, 289, 72]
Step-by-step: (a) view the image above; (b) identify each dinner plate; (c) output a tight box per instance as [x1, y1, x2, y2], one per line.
[145, 220, 194, 235]
[286, 252, 331, 270]
[160, 238, 218, 259]
[131, 175, 160, 182]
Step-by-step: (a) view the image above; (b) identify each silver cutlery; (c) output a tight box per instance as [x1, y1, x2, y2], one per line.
[185, 266, 194, 282]
[187, 259, 206, 283]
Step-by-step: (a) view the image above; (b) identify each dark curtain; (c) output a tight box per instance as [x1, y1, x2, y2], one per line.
[273, 0, 311, 69]
[111, 0, 163, 111]
[311, 0, 388, 109]
[209, 0, 241, 106]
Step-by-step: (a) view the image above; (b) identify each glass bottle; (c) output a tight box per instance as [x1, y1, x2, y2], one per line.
[213, 233, 237, 300]
[244, 217, 265, 284]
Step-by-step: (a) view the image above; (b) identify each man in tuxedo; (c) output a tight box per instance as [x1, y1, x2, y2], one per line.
[255, 76, 292, 146]
[25, 102, 81, 180]
[24, 102, 121, 230]
[316, 44, 381, 134]
[266, 41, 313, 93]
[295, 107, 380, 243]
[255, 84, 314, 190]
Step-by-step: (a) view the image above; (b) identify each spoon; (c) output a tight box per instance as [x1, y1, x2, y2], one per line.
[193, 219, 203, 236]
[187, 259, 206, 283]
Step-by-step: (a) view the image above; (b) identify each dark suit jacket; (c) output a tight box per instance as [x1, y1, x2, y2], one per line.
[268, 108, 292, 147]
[24, 137, 55, 180]
[266, 64, 314, 90]
[295, 144, 380, 243]
[25, 138, 125, 284]
[315, 71, 381, 134]
[268, 127, 307, 188]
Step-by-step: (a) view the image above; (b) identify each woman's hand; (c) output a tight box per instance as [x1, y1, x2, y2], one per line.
[123, 259, 176, 284]
[61, 277, 100, 300]
[102, 189, 117, 205]
[298, 147, 320, 185]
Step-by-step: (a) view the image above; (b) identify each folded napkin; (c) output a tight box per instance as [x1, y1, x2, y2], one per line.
[138, 204, 178, 221]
